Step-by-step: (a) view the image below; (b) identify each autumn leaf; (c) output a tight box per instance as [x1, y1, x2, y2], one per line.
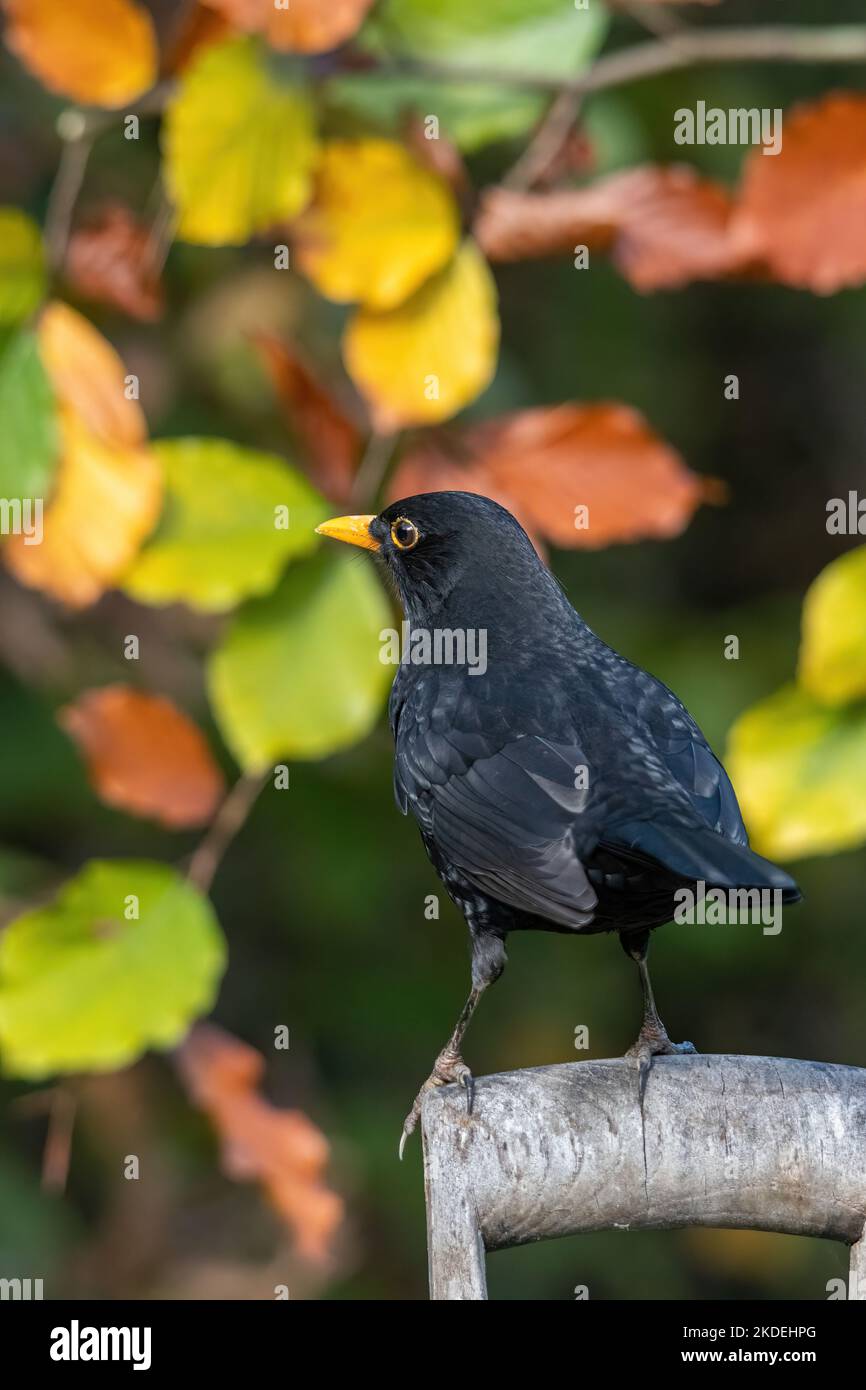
[4, 405, 162, 607]
[122, 437, 323, 613]
[37, 300, 146, 448]
[58, 686, 225, 829]
[798, 545, 866, 707]
[731, 93, 866, 294]
[726, 684, 866, 860]
[294, 139, 459, 311]
[65, 204, 164, 322]
[163, 36, 318, 246]
[3, 0, 157, 108]
[266, 0, 374, 53]
[476, 166, 749, 292]
[201, 0, 374, 52]
[162, 1, 234, 76]
[177, 1023, 343, 1261]
[343, 238, 499, 430]
[390, 403, 718, 549]
[3, 301, 160, 605]
[0, 862, 225, 1077]
[252, 334, 361, 504]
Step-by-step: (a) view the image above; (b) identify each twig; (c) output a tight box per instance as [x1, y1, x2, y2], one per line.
[44, 112, 96, 273]
[502, 90, 586, 192]
[350, 431, 397, 510]
[187, 772, 268, 894]
[41, 1087, 78, 1195]
[369, 25, 866, 97]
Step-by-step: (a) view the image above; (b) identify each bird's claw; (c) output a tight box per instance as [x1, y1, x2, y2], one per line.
[398, 1049, 474, 1159]
[626, 1027, 697, 1104]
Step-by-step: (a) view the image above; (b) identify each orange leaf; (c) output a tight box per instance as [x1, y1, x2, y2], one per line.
[201, 0, 373, 53]
[476, 166, 752, 291]
[252, 333, 360, 505]
[3, 0, 157, 107]
[177, 1024, 343, 1261]
[58, 686, 225, 829]
[731, 93, 866, 294]
[4, 404, 162, 606]
[65, 204, 164, 323]
[390, 404, 719, 549]
[38, 300, 146, 449]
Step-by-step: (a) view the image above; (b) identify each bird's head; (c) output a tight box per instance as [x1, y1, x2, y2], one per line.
[316, 491, 551, 624]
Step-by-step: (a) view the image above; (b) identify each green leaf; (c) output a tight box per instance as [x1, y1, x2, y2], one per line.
[121, 437, 325, 612]
[798, 545, 866, 706]
[163, 36, 318, 246]
[0, 208, 45, 325]
[726, 683, 866, 860]
[0, 860, 226, 1079]
[208, 548, 392, 769]
[0, 331, 58, 500]
[329, 0, 608, 152]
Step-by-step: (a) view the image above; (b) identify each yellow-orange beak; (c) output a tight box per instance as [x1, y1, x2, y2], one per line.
[315, 514, 380, 551]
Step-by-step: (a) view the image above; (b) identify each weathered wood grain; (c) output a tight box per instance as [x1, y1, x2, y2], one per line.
[421, 1055, 866, 1300]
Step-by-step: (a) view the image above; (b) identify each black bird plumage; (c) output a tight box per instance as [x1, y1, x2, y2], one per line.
[317, 491, 801, 1154]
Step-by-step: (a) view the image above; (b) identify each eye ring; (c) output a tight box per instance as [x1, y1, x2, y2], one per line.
[390, 517, 420, 551]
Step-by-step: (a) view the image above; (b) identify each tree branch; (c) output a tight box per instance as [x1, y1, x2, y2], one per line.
[421, 1054, 866, 1300]
[375, 26, 866, 98]
[186, 772, 268, 894]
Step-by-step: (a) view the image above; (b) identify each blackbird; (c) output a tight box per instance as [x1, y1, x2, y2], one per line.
[316, 492, 801, 1157]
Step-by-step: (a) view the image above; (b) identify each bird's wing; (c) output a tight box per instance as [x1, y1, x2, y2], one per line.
[394, 705, 599, 928]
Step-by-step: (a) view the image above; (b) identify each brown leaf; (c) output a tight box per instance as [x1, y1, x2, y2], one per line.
[476, 166, 752, 291]
[402, 113, 469, 200]
[58, 685, 225, 828]
[390, 404, 720, 549]
[161, 2, 234, 77]
[730, 92, 866, 294]
[177, 1023, 343, 1261]
[65, 204, 164, 322]
[252, 333, 361, 505]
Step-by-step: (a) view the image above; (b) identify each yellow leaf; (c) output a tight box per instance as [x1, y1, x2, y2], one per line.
[4, 405, 162, 608]
[295, 139, 459, 310]
[726, 683, 866, 860]
[798, 545, 866, 707]
[343, 239, 499, 429]
[163, 36, 318, 246]
[38, 301, 146, 448]
[3, 0, 157, 107]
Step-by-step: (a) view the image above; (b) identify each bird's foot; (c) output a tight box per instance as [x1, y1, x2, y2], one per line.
[625, 1023, 697, 1105]
[398, 1046, 474, 1160]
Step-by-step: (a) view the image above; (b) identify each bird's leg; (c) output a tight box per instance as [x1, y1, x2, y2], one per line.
[624, 936, 696, 1104]
[398, 984, 485, 1160]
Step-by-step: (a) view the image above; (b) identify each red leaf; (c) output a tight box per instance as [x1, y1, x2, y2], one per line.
[58, 685, 225, 829]
[252, 333, 361, 505]
[177, 1024, 343, 1261]
[390, 404, 722, 550]
[731, 92, 866, 294]
[65, 204, 164, 322]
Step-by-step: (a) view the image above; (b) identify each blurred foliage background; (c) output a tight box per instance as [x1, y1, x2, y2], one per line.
[0, 0, 865, 1300]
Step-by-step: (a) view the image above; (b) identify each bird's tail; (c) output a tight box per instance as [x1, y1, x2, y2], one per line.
[612, 819, 801, 903]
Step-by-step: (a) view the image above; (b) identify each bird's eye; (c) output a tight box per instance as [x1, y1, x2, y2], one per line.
[390, 517, 419, 551]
